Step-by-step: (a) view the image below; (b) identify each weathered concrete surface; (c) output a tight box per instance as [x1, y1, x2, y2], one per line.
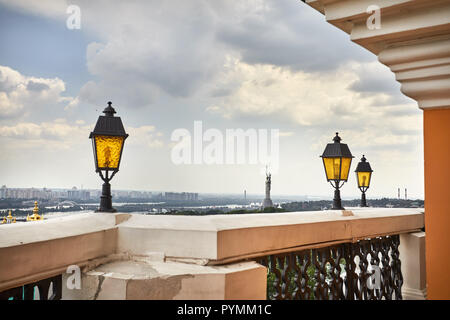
[62, 259, 266, 300]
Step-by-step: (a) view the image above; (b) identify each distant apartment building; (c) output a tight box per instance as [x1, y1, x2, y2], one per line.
[164, 192, 198, 201]
[129, 191, 152, 199]
[90, 190, 102, 199]
[113, 190, 131, 199]
[51, 190, 69, 199]
[0, 185, 52, 200]
[67, 187, 90, 201]
[112, 190, 152, 199]
[0, 185, 91, 201]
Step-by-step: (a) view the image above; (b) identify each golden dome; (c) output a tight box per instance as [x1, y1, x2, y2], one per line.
[27, 201, 43, 221]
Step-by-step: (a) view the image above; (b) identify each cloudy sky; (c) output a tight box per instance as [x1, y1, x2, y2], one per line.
[0, 0, 424, 199]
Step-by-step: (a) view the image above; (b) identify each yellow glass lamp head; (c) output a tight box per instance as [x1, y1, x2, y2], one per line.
[357, 172, 371, 187]
[93, 135, 125, 170]
[89, 102, 128, 173]
[320, 132, 354, 210]
[320, 132, 354, 183]
[355, 155, 373, 190]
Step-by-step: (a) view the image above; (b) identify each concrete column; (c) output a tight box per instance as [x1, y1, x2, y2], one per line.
[423, 109, 450, 299]
[399, 232, 426, 300]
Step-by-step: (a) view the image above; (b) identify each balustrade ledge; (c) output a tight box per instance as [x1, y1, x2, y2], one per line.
[0, 208, 424, 292]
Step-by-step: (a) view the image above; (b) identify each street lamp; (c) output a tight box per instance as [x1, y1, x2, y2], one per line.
[355, 155, 373, 207]
[89, 101, 128, 212]
[320, 132, 354, 210]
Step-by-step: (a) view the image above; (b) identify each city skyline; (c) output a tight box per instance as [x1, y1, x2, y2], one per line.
[0, 183, 420, 201]
[0, 1, 424, 199]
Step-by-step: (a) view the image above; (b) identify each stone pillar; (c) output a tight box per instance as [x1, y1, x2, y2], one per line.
[399, 232, 426, 300]
[423, 109, 450, 299]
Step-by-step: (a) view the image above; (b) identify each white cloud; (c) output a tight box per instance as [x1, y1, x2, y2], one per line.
[126, 125, 164, 149]
[0, 65, 76, 118]
[0, 1, 373, 108]
[206, 59, 412, 123]
[279, 131, 294, 137]
[207, 59, 421, 152]
[64, 96, 80, 110]
[0, 120, 164, 150]
[206, 58, 350, 125]
[0, 0, 69, 19]
[0, 120, 90, 149]
[72, 1, 230, 107]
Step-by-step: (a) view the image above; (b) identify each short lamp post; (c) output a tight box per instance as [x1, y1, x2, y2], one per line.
[320, 132, 354, 210]
[355, 155, 373, 207]
[89, 102, 128, 212]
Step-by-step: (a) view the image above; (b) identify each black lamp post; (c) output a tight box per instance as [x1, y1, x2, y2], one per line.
[89, 102, 128, 212]
[320, 132, 354, 210]
[355, 155, 373, 207]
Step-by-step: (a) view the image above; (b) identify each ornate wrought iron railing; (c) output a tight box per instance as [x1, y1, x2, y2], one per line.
[0, 275, 62, 300]
[256, 235, 403, 300]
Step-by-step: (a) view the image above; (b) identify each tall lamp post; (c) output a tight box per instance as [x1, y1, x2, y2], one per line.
[355, 155, 373, 207]
[89, 102, 128, 212]
[320, 132, 354, 210]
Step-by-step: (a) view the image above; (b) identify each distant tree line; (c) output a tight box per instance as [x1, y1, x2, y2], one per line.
[0, 197, 423, 218]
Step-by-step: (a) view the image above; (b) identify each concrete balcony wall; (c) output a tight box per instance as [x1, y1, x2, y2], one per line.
[0, 212, 121, 291]
[0, 208, 425, 299]
[117, 208, 423, 264]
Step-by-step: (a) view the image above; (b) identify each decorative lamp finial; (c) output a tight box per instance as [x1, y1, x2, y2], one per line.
[333, 132, 342, 143]
[103, 101, 117, 117]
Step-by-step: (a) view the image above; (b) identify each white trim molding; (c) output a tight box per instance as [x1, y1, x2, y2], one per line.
[305, 0, 450, 110]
